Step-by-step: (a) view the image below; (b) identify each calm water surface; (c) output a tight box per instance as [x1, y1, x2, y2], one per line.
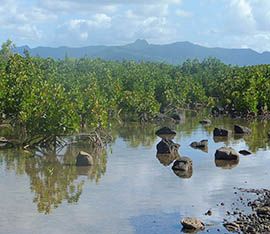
[1, 114, 270, 234]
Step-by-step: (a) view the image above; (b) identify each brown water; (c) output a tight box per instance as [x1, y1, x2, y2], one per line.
[1, 114, 270, 234]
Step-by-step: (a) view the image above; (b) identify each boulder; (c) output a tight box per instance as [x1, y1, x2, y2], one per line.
[234, 125, 251, 134]
[181, 217, 205, 231]
[215, 147, 239, 160]
[239, 150, 252, 155]
[213, 128, 231, 137]
[156, 139, 180, 154]
[199, 119, 211, 125]
[156, 153, 180, 166]
[155, 127, 176, 140]
[190, 140, 208, 149]
[172, 157, 192, 172]
[76, 151, 94, 166]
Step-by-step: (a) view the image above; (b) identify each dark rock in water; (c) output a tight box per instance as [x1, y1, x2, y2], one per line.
[155, 127, 176, 139]
[190, 140, 208, 149]
[156, 153, 180, 166]
[215, 147, 239, 160]
[213, 136, 228, 143]
[172, 157, 192, 171]
[199, 119, 211, 125]
[215, 159, 239, 169]
[239, 150, 252, 155]
[234, 125, 251, 134]
[156, 139, 180, 154]
[205, 210, 212, 216]
[181, 217, 205, 231]
[213, 128, 231, 137]
[76, 151, 94, 166]
[173, 167, 193, 179]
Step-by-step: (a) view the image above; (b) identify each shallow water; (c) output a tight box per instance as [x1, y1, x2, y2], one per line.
[1, 114, 270, 234]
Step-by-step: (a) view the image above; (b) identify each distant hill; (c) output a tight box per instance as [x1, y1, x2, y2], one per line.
[15, 39, 270, 66]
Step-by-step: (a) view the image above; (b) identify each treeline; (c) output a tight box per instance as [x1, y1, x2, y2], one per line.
[1, 40, 270, 143]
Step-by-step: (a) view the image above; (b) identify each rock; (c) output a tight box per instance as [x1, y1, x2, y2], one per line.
[234, 125, 251, 134]
[239, 150, 252, 155]
[156, 139, 180, 154]
[223, 222, 240, 232]
[205, 210, 212, 216]
[213, 128, 231, 137]
[155, 127, 176, 140]
[156, 153, 180, 166]
[173, 167, 193, 179]
[199, 119, 211, 125]
[172, 157, 192, 171]
[268, 131, 270, 138]
[190, 140, 208, 149]
[215, 159, 239, 169]
[181, 217, 205, 230]
[76, 151, 94, 166]
[215, 147, 239, 160]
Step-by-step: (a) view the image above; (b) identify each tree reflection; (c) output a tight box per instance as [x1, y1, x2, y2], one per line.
[0, 142, 107, 214]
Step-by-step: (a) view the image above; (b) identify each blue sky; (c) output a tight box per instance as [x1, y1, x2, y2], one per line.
[0, 0, 270, 52]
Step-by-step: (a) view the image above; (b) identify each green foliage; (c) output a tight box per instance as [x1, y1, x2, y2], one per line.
[1, 40, 270, 143]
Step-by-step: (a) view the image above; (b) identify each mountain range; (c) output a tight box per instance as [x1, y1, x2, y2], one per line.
[15, 39, 270, 66]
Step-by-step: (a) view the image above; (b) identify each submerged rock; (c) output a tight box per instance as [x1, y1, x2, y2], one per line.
[239, 150, 252, 155]
[215, 159, 239, 169]
[76, 151, 94, 166]
[234, 125, 251, 134]
[156, 153, 180, 166]
[173, 167, 193, 179]
[172, 157, 192, 171]
[190, 140, 208, 149]
[156, 139, 180, 154]
[155, 127, 176, 140]
[213, 128, 231, 137]
[181, 217, 205, 231]
[215, 147, 239, 160]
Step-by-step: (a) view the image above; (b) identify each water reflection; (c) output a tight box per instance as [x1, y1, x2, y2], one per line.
[156, 153, 180, 166]
[215, 159, 239, 169]
[0, 142, 107, 214]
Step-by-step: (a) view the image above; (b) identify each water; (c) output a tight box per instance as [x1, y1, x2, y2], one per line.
[1, 114, 270, 234]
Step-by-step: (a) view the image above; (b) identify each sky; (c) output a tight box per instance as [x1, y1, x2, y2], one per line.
[0, 0, 270, 52]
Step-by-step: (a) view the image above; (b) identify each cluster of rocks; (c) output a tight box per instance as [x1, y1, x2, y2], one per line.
[223, 188, 270, 233]
[154, 122, 255, 231]
[155, 127, 193, 179]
